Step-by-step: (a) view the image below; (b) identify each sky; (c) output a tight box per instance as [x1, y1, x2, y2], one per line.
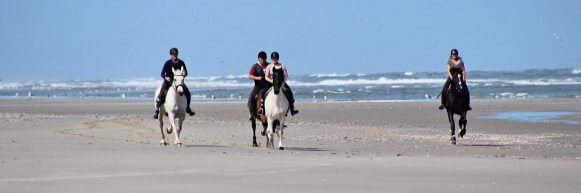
[0, 0, 580, 81]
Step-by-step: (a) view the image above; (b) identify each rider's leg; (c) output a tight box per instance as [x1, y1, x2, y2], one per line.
[439, 78, 451, 110]
[282, 83, 299, 115]
[462, 80, 472, 110]
[260, 85, 270, 115]
[183, 85, 195, 116]
[154, 80, 171, 119]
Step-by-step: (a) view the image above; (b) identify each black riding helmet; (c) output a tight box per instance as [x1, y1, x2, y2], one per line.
[271, 52, 279, 60]
[170, 48, 179, 55]
[258, 51, 267, 60]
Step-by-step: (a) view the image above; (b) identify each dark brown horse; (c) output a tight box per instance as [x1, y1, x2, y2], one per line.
[443, 70, 469, 145]
[249, 91, 268, 147]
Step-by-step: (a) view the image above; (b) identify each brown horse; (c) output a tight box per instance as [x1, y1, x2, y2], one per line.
[249, 91, 268, 147]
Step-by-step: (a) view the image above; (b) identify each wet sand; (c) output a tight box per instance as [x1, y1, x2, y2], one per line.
[1, 99, 580, 192]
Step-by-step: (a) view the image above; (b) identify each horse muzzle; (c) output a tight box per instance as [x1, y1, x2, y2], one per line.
[176, 85, 185, 96]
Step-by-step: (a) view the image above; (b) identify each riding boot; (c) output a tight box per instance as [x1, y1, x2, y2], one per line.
[464, 81, 472, 111]
[283, 84, 299, 115]
[184, 85, 195, 116]
[289, 103, 299, 116]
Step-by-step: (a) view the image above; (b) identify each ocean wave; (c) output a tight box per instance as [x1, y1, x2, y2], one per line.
[0, 79, 252, 90]
[289, 77, 444, 86]
[308, 73, 351, 78]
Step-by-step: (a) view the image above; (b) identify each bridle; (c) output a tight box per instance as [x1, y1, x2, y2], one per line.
[451, 72, 463, 94]
[272, 68, 284, 95]
[172, 74, 185, 91]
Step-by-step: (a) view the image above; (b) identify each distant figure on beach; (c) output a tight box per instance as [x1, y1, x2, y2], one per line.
[153, 48, 195, 119]
[439, 48, 471, 111]
[265, 52, 299, 116]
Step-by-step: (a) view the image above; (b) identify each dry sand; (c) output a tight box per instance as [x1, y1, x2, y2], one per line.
[0, 99, 580, 192]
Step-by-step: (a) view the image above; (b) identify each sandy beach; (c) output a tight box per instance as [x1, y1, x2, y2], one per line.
[1, 99, 580, 192]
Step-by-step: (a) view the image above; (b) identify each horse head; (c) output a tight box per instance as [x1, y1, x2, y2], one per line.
[272, 67, 285, 95]
[172, 67, 186, 96]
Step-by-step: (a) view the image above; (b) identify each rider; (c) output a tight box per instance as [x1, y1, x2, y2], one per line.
[438, 48, 471, 111]
[248, 51, 269, 119]
[264, 52, 299, 116]
[153, 48, 195, 119]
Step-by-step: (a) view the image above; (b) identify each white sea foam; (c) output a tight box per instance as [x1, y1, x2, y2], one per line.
[308, 73, 351, 78]
[573, 69, 581, 74]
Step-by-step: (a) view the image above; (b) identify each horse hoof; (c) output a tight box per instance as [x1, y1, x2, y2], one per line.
[166, 128, 173, 134]
[450, 137, 457, 145]
[252, 143, 258, 147]
[175, 142, 182, 147]
[261, 131, 266, 136]
[459, 129, 466, 138]
[279, 147, 284, 150]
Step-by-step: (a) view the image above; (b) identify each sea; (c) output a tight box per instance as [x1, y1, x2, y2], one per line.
[1, 68, 580, 102]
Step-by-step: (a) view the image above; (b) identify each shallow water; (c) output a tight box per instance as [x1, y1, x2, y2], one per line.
[481, 112, 581, 125]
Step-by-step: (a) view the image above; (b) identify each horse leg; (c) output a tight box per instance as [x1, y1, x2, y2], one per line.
[261, 121, 267, 136]
[251, 118, 258, 147]
[168, 113, 181, 146]
[165, 109, 173, 134]
[447, 110, 456, 145]
[177, 115, 184, 144]
[278, 118, 285, 150]
[459, 112, 467, 138]
[266, 118, 274, 149]
[158, 114, 167, 146]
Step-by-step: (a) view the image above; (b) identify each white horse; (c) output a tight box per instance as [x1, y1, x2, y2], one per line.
[264, 67, 290, 150]
[154, 66, 188, 146]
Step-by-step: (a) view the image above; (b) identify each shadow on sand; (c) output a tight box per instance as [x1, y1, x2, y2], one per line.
[283, 147, 330, 152]
[184, 144, 229, 148]
[458, 144, 507, 147]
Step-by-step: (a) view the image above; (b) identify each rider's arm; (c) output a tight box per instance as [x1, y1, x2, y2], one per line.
[283, 65, 288, 80]
[248, 66, 262, 81]
[265, 65, 273, 84]
[181, 60, 188, 77]
[447, 63, 453, 80]
[462, 62, 467, 82]
[161, 62, 172, 81]
[161, 62, 168, 78]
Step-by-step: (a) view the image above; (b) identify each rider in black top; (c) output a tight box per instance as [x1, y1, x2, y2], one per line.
[438, 48, 471, 111]
[247, 51, 269, 120]
[153, 48, 195, 119]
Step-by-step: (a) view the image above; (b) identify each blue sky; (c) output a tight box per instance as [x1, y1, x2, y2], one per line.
[0, 0, 579, 81]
